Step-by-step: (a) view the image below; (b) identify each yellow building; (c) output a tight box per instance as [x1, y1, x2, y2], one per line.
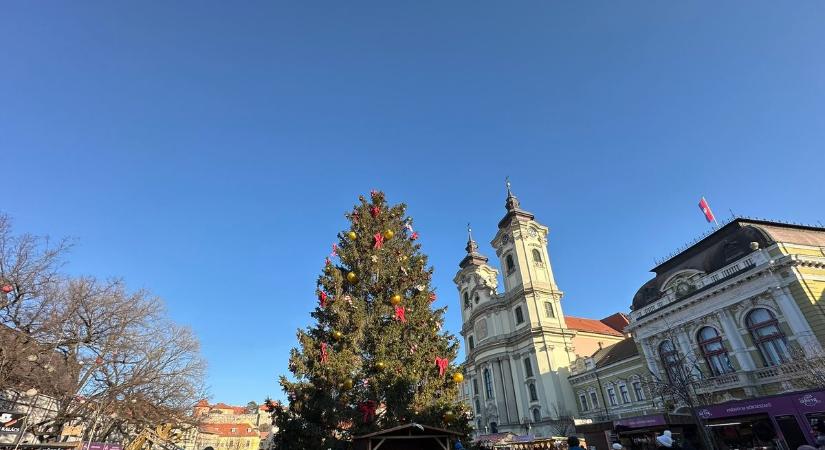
[197, 423, 260, 450]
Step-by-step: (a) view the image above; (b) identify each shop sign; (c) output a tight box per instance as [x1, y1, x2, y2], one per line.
[695, 390, 825, 420]
[0, 412, 27, 434]
[614, 414, 666, 429]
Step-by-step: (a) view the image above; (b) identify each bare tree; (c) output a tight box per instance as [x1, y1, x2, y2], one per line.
[640, 326, 714, 450]
[0, 213, 208, 445]
[546, 405, 575, 437]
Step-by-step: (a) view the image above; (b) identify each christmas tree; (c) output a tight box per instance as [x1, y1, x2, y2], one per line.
[273, 191, 470, 449]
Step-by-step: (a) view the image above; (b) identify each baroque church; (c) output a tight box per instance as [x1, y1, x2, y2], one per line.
[455, 184, 628, 438]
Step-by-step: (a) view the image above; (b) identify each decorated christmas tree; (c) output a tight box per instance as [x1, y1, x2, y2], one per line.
[273, 191, 470, 449]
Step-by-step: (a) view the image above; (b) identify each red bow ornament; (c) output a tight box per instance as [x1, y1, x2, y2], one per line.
[358, 400, 377, 422]
[370, 206, 380, 218]
[320, 342, 329, 364]
[435, 357, 449, 376]
[394, 305, 406, 323]
[331, 244, 339, 257]
[373, 232, 384, 250]
[429, 292, 437, 303]
[410, 232, 419, 240]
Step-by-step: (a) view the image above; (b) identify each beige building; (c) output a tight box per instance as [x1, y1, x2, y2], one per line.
[568, 218, 825, 450]
[456, 186, 626, 439]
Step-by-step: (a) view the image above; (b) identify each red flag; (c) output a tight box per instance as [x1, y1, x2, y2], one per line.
[698, 197, 716, 223]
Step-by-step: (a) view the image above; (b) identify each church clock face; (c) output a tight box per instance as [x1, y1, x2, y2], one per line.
[501, 234, 510, 244]
[528, 228, 537, 238]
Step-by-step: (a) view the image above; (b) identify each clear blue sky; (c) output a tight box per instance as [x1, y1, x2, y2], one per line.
[2, 2, 824, 404]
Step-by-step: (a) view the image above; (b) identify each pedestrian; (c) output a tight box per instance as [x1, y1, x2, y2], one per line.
[656, 430, 674, 449]
[567, 436, 584, 450]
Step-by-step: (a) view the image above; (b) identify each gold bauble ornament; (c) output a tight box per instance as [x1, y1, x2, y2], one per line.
[442, 410, 455, 422]
[401, 255, 408, 262]
[390, 294, 402, 306]
[383, 229, 394, 240]
[342, 378, 354, 390]
[375, 361, 386, 371]
[332, 330, 343, 341]
[346, 272, 358, 283]
[452, 372, 464, 383]
[347, 231, 357, 240]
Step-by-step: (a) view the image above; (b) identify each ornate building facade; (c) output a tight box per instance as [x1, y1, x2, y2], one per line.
[455, 186, 626, 438]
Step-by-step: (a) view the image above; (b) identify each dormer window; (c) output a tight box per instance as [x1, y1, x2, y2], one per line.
[506, 254, 515, 274]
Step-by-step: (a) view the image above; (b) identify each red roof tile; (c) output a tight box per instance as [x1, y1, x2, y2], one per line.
[199, 423, 259, 438]
[565, 316, 623, 337]
[600, 312, 630, 334]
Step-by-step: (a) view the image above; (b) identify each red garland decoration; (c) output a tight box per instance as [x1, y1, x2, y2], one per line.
[373, 232, 384, 250]
[331, 244, 338, 257]
[320, 342, 329, 364]
[318, 291, 328, 308]
[429, 292, 437, 303]
[325, 257, 331, 267]
[370, 206, 380, 218]
[435, 357, 449, 376]
[410, 232, 419, 240]
[394, 305, 406, 323]
[358, 400, 377, 422]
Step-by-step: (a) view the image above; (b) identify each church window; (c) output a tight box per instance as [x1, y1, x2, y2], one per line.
[532, 408, 541, 423]
[515, 306, 524, 325]
[579, 393, 589, 411]
[472, 378, 479, 396]
[474, 294, 480, 304]
[544, 302, 555, 318]
[528, 382, 538, 402]
[476, 419, 482, 430]
[532, 249, 542, 263]
[474, 398, 481, 413]
[523, 357, 533, 378]
[469, 336, 475, 351]
[483, 368, 494, 399]
[463, 292, 470, 309]
[506, 254, 515, 274]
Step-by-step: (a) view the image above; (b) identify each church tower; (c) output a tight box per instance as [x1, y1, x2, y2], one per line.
[491, 180, 566, 329]
[455, 181, 578, 438]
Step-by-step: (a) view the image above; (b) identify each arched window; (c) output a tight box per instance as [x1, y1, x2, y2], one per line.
[523, 358, 534, 378]
[476, 419, 482, 430]
[532, 249, 542, 263]
[658, 340, 683, 382]
[747, 308, 790, 366]
[528, 382, 538, 402]
[532, 408, 541, 423]
[463, 292, 470, 309]
[697, 327, 735, 376]
[506, 254, 515, 273]
[474, 398, 481, 413]
[468, 336, 475, 351]
[483, 368, 494, 399]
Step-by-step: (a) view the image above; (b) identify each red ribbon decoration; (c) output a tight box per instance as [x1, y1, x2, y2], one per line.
[318, 291, 328, 308]
[320, 342, 329, 364]
[370, 206, 380, 218]
[373, 232, 384, 250]
[325, 257, 331, 267]
[358, 400, 377, 422]
[331, 244, 338, 257]
[435, 357, 449, 376]
[429, 292, 437, 303]
[410, 232, 419, 240]
[394, 305, 406, 323]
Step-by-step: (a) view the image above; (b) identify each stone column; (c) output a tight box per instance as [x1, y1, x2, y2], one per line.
[773, 287, 822, 355]
[675, 330, 702, 378]
[509, 352, 526, 422]
[718, 309, 755, 370]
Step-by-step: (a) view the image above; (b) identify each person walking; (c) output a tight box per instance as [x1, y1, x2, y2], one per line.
[567, 436, 585, 450]
[656, 430, 674, 449]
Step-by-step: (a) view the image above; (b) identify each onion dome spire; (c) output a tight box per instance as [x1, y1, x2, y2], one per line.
[460, 223, 489, 268]
[498, 177, 534, 228]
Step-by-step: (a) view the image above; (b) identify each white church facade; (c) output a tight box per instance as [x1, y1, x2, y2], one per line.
[455, 185, 627, 438]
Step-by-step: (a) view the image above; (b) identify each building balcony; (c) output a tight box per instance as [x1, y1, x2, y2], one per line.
[693, 362, 809, 396]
